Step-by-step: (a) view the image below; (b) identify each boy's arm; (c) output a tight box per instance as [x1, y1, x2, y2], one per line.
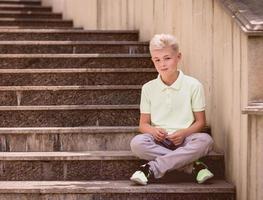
[167, 111, 206, 145]
[139, 113, 167, 141]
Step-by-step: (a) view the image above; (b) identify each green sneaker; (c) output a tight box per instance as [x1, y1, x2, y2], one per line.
[192, 161, 214, 184]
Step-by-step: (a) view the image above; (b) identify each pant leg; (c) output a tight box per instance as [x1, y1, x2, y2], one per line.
[148, 133, 213, 178]
[130, 133, 172, 161]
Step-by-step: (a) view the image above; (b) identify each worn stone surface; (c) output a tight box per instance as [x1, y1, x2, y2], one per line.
[0, 42, 149, 54]
[0, 126, 210, 151]
[0, 160, 142, 181]
[0, 12, 62, 19]
[0, 71, 157, 86]
[0, 180, 235, 199]
[59, 132, 136, 151]
[0, 153, 224, 180]
[0, 88, 141, 106]
[0, 131, 137, 151]
[0, 30, 139, 41]
[0, 19, 73, 28]
[0, 4, 52, 12]
[0, 26, 79, 29]
[0, 5, 51, 12]
[0, 193, 235, 200]
[0, 91, 16, 106]
[0, 54, 153, 69]
[0, 0, 41, 5]
[0, 108, 139, 127]
[76, 43, 149, 54]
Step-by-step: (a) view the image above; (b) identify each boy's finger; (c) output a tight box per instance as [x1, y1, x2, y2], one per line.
[159, 129, 167, 134]
[167, 135, 176, 140]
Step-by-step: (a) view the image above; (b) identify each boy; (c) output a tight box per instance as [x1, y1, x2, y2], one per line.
[130, 34, 214, 185]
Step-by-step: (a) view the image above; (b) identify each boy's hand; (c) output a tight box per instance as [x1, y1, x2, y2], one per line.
[166, 130, 186, 146]
[150, 127, 167, 141]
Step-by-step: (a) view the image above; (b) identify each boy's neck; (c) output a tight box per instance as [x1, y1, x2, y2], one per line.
[160, 71, 180, 86]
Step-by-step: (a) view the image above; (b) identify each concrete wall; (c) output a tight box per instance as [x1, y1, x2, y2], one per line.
[42, 0, 263, 200]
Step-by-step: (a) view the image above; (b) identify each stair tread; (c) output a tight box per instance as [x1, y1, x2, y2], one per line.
[0, 180, 235, 193]
[0, 53, 150, 57]
[0, 0, 41, 2]
[0, 29, 139, 33]
[0, 26, 75, 29]
[0, 151, 222, 160]
[0, 68, 156, 73]
[0, 126, 139, 133]
[0, 18, 71, 22]
[0, 85, 142, 90]
[0, 5, 49, 8]
[0, 104, 139, 110]
[0, 41, 148, 44]
[0, 11, 58, 14]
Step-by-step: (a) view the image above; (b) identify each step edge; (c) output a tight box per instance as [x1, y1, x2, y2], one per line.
[0, 53, 151, 57]
[0, 104, 140, 110]
[0, 5, 51, 8]
[0, 18, 72, 22]
[0, 41, 149, 45]
[0, 29, 140, 33]
[0, 85, 142, 91]
[0, 180, 235, 194]
[0, 151, 223, 160]
[0, 126, 139, 134]
[0, 68, 156, 73]
[0, 11, 61, 15]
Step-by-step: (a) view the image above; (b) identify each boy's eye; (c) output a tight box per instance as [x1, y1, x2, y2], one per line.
[164, 57, 170, 60]
[154, 59, 160, 62]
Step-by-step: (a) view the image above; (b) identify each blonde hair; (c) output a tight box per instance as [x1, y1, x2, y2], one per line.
[149, 34, 179, 53]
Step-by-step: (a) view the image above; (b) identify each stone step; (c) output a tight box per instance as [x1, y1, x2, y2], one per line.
[0, 18, 73, 28]
[0, 126, 139, 151]
[0, 105, 140, 127]
[0, 41, 149, 54]
[0, 85, 142, 106]
[0, 5, 51, 12]
[0, 26, 81, 29]
[0, 0, 41, 5]
[0, 180, 235, 200]
[0, 29, 139, 41]
[0, 151, 225, 181]
[0, 11, 62, 19]
[0, 126, 211, 152]
[0, 54, 152, 69]
[0, 68, 157, 86]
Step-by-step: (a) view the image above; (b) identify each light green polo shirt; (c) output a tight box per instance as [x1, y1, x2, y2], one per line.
[140, 70, 205, 134]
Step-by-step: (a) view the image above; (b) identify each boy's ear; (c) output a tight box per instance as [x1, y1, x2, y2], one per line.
[177, 52, 182, 59]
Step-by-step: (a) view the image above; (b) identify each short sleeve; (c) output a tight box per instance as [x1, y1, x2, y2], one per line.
[191, 82, 206, 112]
[140, 85, 151, 114]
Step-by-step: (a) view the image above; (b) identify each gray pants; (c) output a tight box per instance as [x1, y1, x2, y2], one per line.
[130, 133, 213, 178]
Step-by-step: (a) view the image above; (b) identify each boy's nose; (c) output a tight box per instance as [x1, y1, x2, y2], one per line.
[160, 60, 166, 67]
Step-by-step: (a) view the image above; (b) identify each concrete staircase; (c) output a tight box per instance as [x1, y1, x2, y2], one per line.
[0, 0, 235, 199]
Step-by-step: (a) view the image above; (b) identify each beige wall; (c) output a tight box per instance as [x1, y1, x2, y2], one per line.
[248, 115, 263, 200]
[42, 0, 263, 200]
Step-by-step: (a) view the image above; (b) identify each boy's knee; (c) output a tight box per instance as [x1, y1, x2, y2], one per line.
[130, 134, 151, 154]
[199, 133, 214, 151]
[203, 134, 213, 145]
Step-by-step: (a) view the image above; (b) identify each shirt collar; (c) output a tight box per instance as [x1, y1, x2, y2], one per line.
[157, 70, 184, 91]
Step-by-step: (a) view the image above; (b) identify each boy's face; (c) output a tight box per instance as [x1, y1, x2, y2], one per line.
[151, 46, 181, 77]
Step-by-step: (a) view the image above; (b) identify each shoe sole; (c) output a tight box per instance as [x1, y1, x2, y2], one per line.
[197, 174, 214, 184]
[130, 177, 147, 185]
